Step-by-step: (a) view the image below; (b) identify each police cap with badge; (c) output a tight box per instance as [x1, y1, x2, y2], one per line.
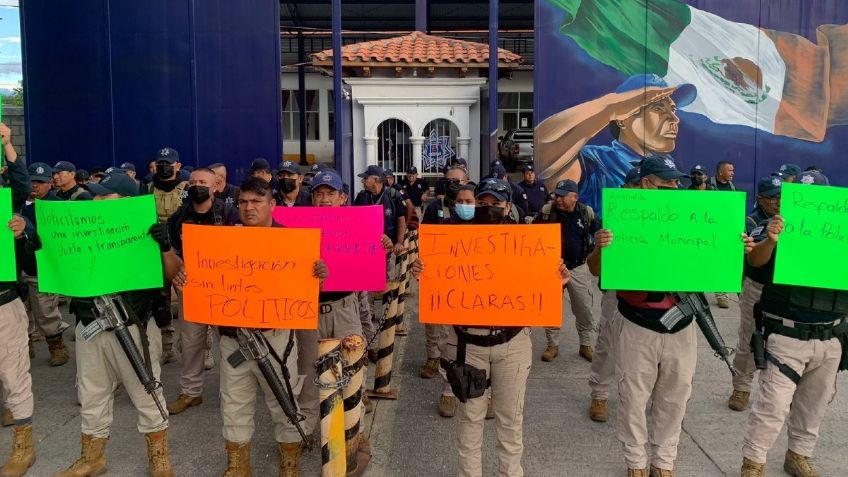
[86, 172, 139, 197]
[28, 163, 53, 183]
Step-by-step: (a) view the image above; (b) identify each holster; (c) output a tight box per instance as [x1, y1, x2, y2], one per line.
[751, 303, 767, 371]
[440, 333, 489, 403]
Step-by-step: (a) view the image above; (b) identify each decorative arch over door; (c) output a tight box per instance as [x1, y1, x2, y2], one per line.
[376, 118, 413, 175]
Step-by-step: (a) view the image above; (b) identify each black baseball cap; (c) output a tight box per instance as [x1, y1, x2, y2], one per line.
[490, 164, 507, 178]
[522, 164, 535, 172]
[638, 155, 687, 180]
[87, 172, 139, 197]
[689, 164, 708, 175]
[75, 169, 90, 182]
[624, 167, 641, 185]
[358, 165, 385, 178]
[406, 166, 418, 174]
[474, 177, 512, 202]
[120, 162, 136, 172]
[278, 160, 300, 174]
[155, 147, 179, 164]
[554, 179, 578, 196]
[757, 176, 782, 197]
[383, 168, 395, 177]
[53, 161, 76, 173]
[797, 171, 829, 186]
[250, 158, 271, 172]
[778, 163, 802, 177]
[28, 163, 53, 182]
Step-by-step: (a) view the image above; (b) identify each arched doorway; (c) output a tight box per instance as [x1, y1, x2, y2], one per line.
[376, 118, 413, 175]
[421, 118, 460, 176]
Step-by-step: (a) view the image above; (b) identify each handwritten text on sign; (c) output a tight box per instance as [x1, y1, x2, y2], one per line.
[774, 182, 848, 290]
[418, 224, 562, 327]
[273, 206, 385, 291]
[601, 188, 747, 292]
[0, 189, 15, 281]
[35, 196, 163, 296]
[182, 224, 321, 329]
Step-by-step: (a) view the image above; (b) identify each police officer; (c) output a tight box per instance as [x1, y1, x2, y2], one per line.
[0, 122, 37, 477]
[587, 166, 640, 423]
[401, 166, 428, 218]
[740, 171, 845, 477]
[516, 164, 549, 216]
[173, 176, 326, 477]
[276, 160, 311, 207]
[775, 163, 801, 183]
[209, 163, 240, 207]
[20, 163, 70, 367]
[709, 161, 736, 192]
[588, 156, 753, 477]
[53, 161, 93, 201]
[488, 161, 528, 223]
[249, 157, 279, 192]
[727, 175, 783, 412]
[687, 165, 715, 190]
[411, 178, 570, 477]
[53, 172, 183, 477]
[534, 179, 599, 363]
[385, 168, 416, 229]
[164, 168, 237, 416]
[384, 169, 402, 192]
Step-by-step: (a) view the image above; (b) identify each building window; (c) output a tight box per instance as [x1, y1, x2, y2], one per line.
[421, 119, 459, 176]
[282, 89, 319, 141]
[376, 119, 413, 175]
[498, 92, 533, 131]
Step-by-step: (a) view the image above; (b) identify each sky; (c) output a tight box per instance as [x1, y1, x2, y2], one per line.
[0, 1, 21, 93]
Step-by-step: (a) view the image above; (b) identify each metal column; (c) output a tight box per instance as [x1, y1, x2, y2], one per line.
[332, 0, 343, 172]
[298, 30, 308, 165]
[488, 0, 499, 166]
[415, 0, 427, 33]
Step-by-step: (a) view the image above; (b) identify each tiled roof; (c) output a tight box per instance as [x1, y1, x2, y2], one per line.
[311, 31, 522, 66]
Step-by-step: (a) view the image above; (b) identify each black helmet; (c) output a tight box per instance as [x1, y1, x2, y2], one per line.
[473, 177, 512, 203]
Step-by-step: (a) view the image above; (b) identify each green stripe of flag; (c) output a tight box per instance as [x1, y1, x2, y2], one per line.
[546, 0, 691, 76]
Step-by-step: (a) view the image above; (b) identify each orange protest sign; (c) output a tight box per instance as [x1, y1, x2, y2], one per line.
[181, 224, 321, 329]
[418, 224, 562, 327]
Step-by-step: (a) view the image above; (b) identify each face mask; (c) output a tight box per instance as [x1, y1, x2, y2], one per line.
[690, 176, 704, 187]
[187, 185, 211, 204]
[156, 164, 174, 179]
[656, 185, 677, 190]
[279, 178, 297, 194]
[454, 204, 475, 221]
[445, 182, 461, 201]
[473, 205, 506, 224]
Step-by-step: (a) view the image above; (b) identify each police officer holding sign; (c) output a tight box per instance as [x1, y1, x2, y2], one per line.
[534, 179, 599, 363]
[740, 171, 847, 477]
[587, 156, 753, 477]
[412, 178, 570, 477]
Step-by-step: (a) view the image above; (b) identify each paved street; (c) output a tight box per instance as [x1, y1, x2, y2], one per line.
[8, 286, 847, 477]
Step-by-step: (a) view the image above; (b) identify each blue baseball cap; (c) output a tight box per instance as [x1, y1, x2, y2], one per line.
[624, 167, 641, 185]
[757, 176, 783, 197]
[778, 163, 802, 178]
[615, 74, 697, 108]
[797, 171, 829, 186]
[474, 178, 512, 202]
[639, 154, 688, 180]
[53, 161, 77, 173]
[357, 165, 385, 178]
[87, 172, 139, 197]
[554, 179, 578, 196]
[310, 171, 344, 191]
[689, 164, 708, 175]
[155, 147, 179, 164]
[278, 160, 300, 174]
[28, 162, 53, 182]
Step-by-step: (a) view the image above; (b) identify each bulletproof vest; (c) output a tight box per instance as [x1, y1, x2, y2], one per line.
[69, 187, 88, 201]
[151, 182, 188, 224]
[760, 284, 848, 323]
[538, 202, 595, 255]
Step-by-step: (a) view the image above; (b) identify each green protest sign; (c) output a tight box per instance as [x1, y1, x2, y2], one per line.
[0, 188, 15, 281]
[35, 195, 163, 296]
[774, 182, 848, 290]
[601, 188, 747, 292]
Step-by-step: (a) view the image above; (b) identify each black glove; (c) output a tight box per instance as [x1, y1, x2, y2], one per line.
[148, 223, 171, 252]
[24, 233, 42, 254]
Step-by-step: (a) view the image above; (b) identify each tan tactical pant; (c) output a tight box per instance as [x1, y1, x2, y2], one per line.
[174, 288, 214, 397]
[75, 319, 167, 437]
[616, 314, 697, 471]
[0, 298, 34, 421]
[296, 294, 364, 437]
[21, 272, 69, 338]
[545, 264, 597, 347]
[742, 331, 841, 463]
[357, 291, 376, 344]
[444, 327, 532, 477]
[425, 324, 449, 359]
[589, 290, 620, 400]
[732, 278, 764, 392]
[219, 329, 304, 443]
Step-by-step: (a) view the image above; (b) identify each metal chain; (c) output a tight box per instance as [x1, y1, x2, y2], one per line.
[313, 349, 352, 390]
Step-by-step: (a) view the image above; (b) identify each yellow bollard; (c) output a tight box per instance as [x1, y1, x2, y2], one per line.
[317, 339, 346, 477]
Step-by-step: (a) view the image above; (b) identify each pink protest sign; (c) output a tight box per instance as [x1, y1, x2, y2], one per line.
[273, 206, 386, 291]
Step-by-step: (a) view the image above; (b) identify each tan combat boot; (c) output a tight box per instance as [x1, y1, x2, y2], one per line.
[728, 389, 750, 411]
[46, 336, 69, 367]
[0, 424, 35, 477]
[145, 430, 173, 477]
[222, 441, 251, 477]
[278, 442, 301, 477]
[579, 345, 594, 362]
[419, 358, 439, 379]
[649, 466, 673, 477]
[2, 411, 12, 428]
[627, 469, 648, 477]
[166, 394, 202, 415]
[541, 345, 559, 362]
[784, 449, 820, 477]
[741, 457, 765, 477]
[438, 395, 455, 418]
[52, 433, 108, 477]
[589, 399, 608, 422]
[362, 394, 373, 415]
[716, 295, 730, 308]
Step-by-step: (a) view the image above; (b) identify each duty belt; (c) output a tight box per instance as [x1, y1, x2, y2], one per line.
[0, 288, 19, 307]
[762, 312, 847, 341]
[454, 326, 522, 348]
[566, 258, 587, 270]
[319, 293, 355, 314]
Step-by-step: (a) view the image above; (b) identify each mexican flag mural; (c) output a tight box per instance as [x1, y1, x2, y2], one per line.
[534, 0, 848, 213]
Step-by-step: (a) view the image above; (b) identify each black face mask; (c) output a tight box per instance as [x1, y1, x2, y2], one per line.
[187, 185, 211, 205]
[690, 175, 704, 187]
[656, 185, 677, 190]
[473, 205, 506, 224]
[279, 178, 297, 194]
[156, 164, 175, 179]
[445, 182, 461, 201]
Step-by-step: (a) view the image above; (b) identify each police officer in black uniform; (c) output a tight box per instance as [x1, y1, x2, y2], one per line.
[275, 160, 311, 207]
[517, 164, 549, 217]
[53, 161, 93, 201]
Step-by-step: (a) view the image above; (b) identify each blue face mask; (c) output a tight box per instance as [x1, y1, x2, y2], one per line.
[454, 203, 475, 221]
